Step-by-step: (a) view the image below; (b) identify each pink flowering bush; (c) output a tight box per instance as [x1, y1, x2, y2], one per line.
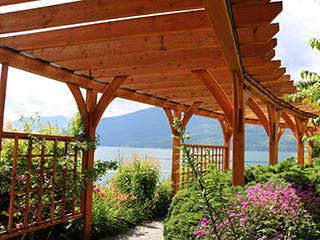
[194, 182, 320, 240]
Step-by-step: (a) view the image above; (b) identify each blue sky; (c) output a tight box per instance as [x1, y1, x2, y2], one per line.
[3, 0, 320, 121]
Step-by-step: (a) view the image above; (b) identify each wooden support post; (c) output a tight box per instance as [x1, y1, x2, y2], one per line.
[295, 116, 305, 166]
[219, 119, 232, 171]
[0, 63, 9, 150]
[164, 108, 181, 193]
[83, 89, 97, 240]
[267, 104, 281, 165]
[308, 140, 314, 166]
[232, 71, 246, 186]
[69, 76, 126, 240]
[164, 102, 201, 193]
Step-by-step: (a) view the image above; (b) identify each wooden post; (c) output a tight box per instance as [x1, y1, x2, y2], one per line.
[83, 89, 97, 240]
[267, 104, 280, 165]
[232, 71, 245, 186]
[171, 110, 181, 193]
[308, 140, 314, 166]
[0, 63, 9, 151]
[219, 119, 232, 171]
[164, 102, 201, 193]
[295, 116, 305, 166]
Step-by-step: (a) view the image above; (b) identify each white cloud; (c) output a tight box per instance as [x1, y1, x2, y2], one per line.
[4, 67, 151, 121]
[275, 0, 320, 81]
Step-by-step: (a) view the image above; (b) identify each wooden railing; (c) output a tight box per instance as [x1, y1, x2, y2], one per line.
[0, 131, 85, 239]
[180, 144, 226, 187]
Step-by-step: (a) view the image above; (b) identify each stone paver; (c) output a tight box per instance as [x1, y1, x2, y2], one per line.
[100, 220, 164, 240]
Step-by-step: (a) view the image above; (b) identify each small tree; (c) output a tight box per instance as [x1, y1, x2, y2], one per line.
[285, 38, 320, 141]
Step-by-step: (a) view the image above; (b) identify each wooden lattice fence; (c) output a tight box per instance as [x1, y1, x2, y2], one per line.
[180, 144, 226, 187]
[0, 132, 85, 239]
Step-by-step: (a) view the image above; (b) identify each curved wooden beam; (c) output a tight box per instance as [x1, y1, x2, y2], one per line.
[281, 112, 297, 138]
[219, 119, 232, 142]
[247, 98, 269, 134]
[181, 101, 202, 128]
[67, 83, 88, 122]
[92, 76, 127, 129]
[163, 108, 174, 133]
[278, 127, 285, 141]
[192, 69, 233, 124]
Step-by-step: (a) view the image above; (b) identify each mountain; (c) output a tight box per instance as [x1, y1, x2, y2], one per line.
[11, 108, 297, 151]
[96, 107, 297, 151]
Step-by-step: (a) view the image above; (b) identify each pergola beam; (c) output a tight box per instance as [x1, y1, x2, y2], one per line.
[0, 0, 37, 6]
[56, 47, 222, 71]
[25, 31, 217, 62]
[0, 11, 211, 50]
[192, 69, 233, 124]
[0, 0, 203, 35]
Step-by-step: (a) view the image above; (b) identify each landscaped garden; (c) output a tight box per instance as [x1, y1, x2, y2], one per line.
[1, 114, 320, 240]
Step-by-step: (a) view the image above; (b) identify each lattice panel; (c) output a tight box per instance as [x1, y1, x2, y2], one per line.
[0, 132, 85, 239]
[180, 144, 226, 187]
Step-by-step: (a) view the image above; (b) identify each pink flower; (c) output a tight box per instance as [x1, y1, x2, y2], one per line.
[93, 187, 100, 193]
[18, 174, 27, 181]
[98, 191, 105, 198]
[15, 223, 23, 229]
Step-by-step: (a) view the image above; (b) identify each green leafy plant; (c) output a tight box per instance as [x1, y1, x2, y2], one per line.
[164, 184, 205, 240]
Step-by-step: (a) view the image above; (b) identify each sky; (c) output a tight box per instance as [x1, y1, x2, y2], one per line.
[2, 0, 320, 121]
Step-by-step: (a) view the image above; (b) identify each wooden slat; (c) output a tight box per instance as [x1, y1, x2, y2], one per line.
[145, 85, 209, 96]
[0, 3, 281, 51]
[26, 31, 217, 62]
[0, 11, 211, 50]
[240, 38, 276, 57]
[0, 0, 37, 6]
[246, 60, 281, 75]
[232, 2, 282, 27]
[255, 67, 286, 82]
[237, 23, 279, 44]
[0, 0, 203, 34]
[242, 50, 275, 66]
[231, 0, 270, 5]
[55, 47, 221, 71]
[84, 56, 227, 78]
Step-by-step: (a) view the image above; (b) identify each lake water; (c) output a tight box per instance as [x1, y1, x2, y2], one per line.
[95, 146, 297, 180]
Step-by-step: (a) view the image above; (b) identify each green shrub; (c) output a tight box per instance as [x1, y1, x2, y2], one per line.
[91, 190, 138, 237]
[153, 179, 173, 217]
[90, 157, 172, 238]
[163, 184, 204, 240]
[111, 157, 160, 202]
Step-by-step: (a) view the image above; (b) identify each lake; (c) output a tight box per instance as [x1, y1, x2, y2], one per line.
[95, 146, 297, 180]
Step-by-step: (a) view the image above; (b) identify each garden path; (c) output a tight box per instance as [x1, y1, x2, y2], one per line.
[99, 219, 164, 240]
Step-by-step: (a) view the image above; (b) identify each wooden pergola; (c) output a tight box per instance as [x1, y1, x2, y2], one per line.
[0, 0, 319, 239]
